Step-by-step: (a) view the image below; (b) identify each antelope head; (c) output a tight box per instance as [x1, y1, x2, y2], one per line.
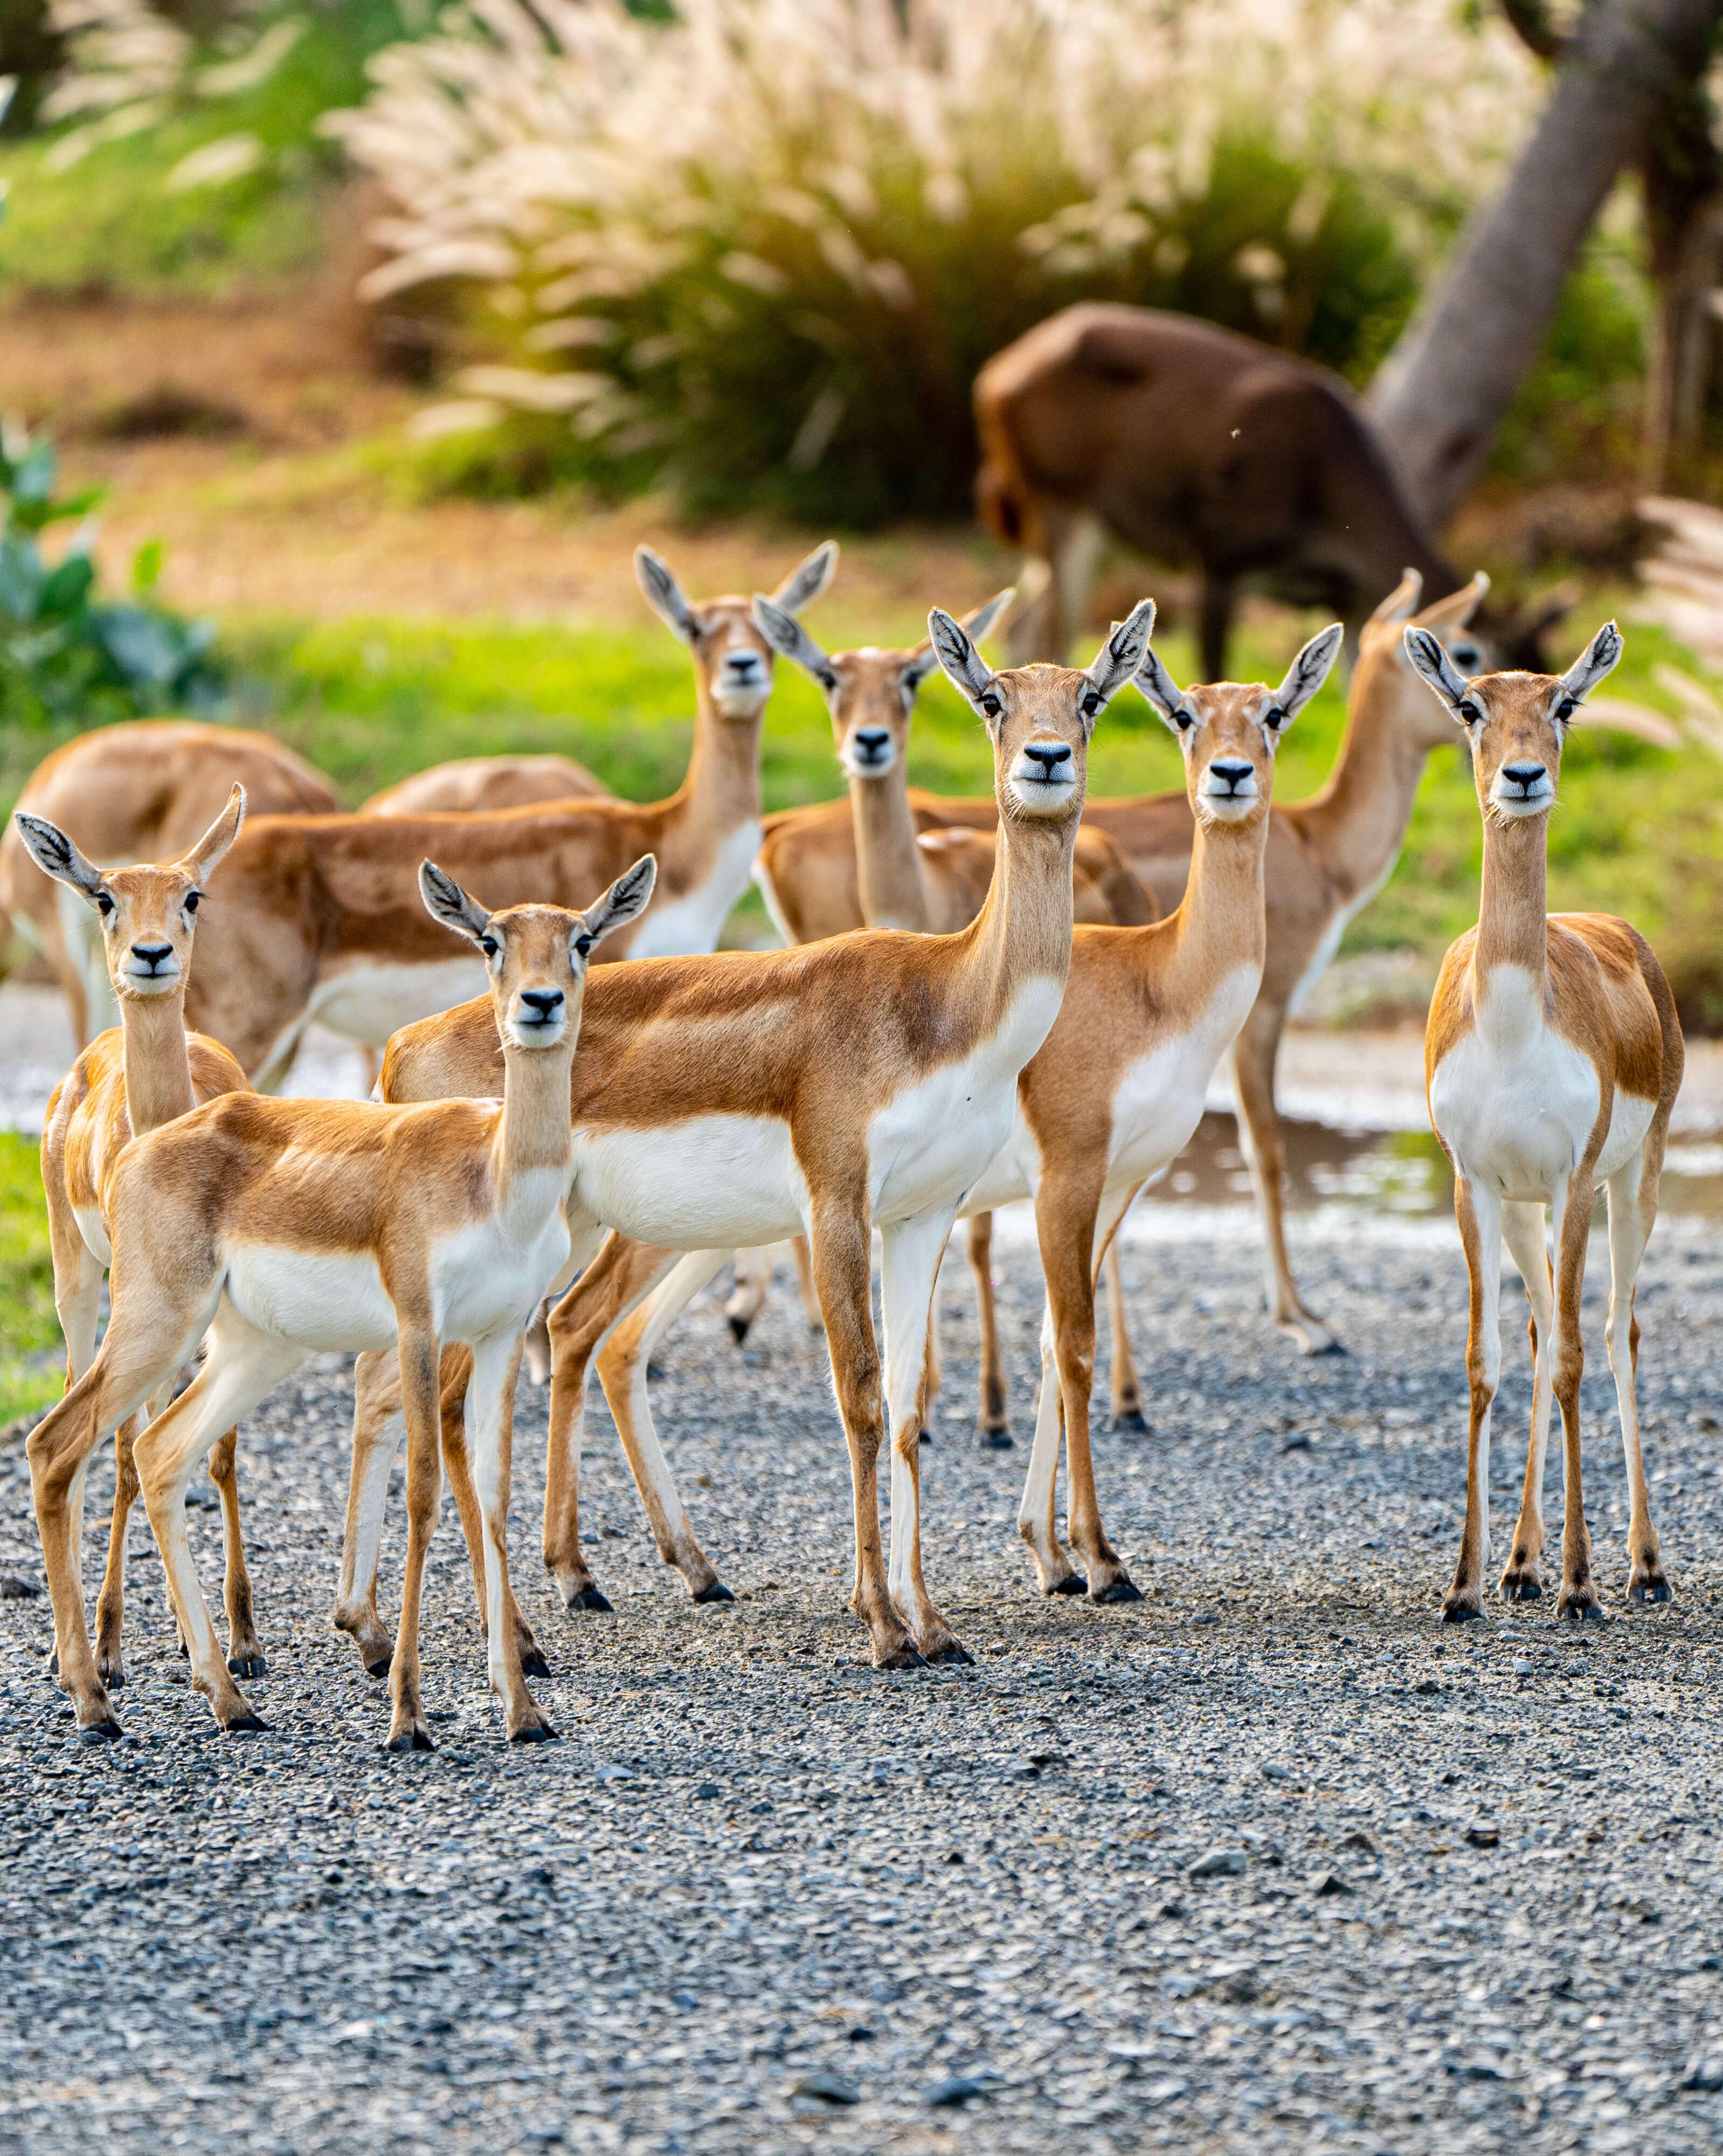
[1137, 626, 1343, 824]
[636, 542, 838, 721]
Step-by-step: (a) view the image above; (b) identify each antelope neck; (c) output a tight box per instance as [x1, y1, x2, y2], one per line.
[959, 796, 1081, 1019]
[663, 675, 765, 888]
[491, 1021, 579, 1200]
[1474, 810, 1549, 986]
[1298, 645, 1436, 900]
[850, 765, 932, 934]
[117, 986, 198, 1136]
[1162, 799, 1271, 980]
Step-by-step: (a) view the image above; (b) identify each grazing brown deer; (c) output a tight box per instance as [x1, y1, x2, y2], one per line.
[975, 303, 1465, 676]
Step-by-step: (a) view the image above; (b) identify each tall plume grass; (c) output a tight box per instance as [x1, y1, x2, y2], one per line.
[330, 0, 1540, 522]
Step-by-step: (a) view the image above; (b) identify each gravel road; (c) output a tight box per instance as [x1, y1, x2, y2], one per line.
[2, 1214, 1722, 2154]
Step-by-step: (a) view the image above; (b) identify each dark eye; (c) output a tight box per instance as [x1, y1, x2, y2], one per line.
[1263, 705, 1285, 729]
[1554, 696, 1575, 722]
[1458, 700, 1483, 725]
[980, 694, 1002, 720]
[574, 935, 592, 958]
[183, 890, 201, 914]
[1080, 690, 1101, 718]
[1174, 709, 1194, 731]
[95, 892, 114, 917]
[479, 935, 499, 958]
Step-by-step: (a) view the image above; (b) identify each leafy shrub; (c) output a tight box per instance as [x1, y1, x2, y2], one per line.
[331, 0, 1539, 524]
[0, 424, 225, 721]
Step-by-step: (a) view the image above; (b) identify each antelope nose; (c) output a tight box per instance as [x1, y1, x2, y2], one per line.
[1503, 761, 1547, 793]
[131, 943, 173, 970]
[853, 728, 890, 761]
[1209, 759, 1254, 793]
[520, 988, 565, 1020]
[724, 650, 762, 676]
[1024, 741, 1072, 780]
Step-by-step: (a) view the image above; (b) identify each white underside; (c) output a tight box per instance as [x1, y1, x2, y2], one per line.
[1430, 965, 1656, 1201]
[72, 1200, 110, 1268]
[627, 820, 762, 959]
[299, 955, 492, 1053]
[1288, 858, 1396, 1018]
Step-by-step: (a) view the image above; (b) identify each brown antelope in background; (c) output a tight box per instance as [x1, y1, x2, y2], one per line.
[476, 623, 1338, 1616]
[0, 720, 337, 1051]
[1406, 622, 1684, 1624]
[25, 855, 655, 1745]
[362, 752, 608, 817]
[339, 603, 1159, 1670]
[16, 787, 262, 1689]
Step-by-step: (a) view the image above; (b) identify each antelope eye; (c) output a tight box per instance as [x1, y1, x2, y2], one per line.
[95, 892, 114, 917]
[1264, 705, 1285, 729]
[980, 693, 1002, 719]
[574, 935, 593, 958]
[1080, 690, 1101, 718]
[1458, 700, 1483, 725]
[183, 890, 201, 913]
[1555, 695, 1576, 722]
[479, 935, 499, 958]
[1174, 709, 1194, 731]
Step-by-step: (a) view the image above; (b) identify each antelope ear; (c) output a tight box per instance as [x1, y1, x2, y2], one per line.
[1267, 624, 1344, 730]
[179, 784, 246, 883]
[752, 595, 838, 691]
[635, 547, 696, 640]
[905, 587, 1014, 692]
[928, 607, 997, 711]
[583, 854, 657, 945]
[1403, 624, 1473, 718]
[1135, 644, 1192, 734]
[12, 812, 105, 906]
[418, 861, 494, 947]
[1414, 570, 1489, 633]
[772, 540, 838, 616]
[1368, 569, 1424, 626]
[1559, 620, 1623, 706]
[1084, 598, 1157, 707]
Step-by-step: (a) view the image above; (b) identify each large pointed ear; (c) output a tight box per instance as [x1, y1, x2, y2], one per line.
[580, 854, 656, 950]
[635, 547, 696, 640]
[1265, 624, 1344, 735]
[928, 606, 998, 714]
[12, 812, 105, 907]
[1083, 598, 1157, 710]
[1403, 624, 1475, 721]
[1135, 644, 1193, 735]
[418, 860, 494, 949]
[178, 784, 246, 884]
[905, 588, 1013, 692]
[1368, 568, 1423, 626]
[752, 595, 838, 692]
[771, 541, 838, 616]
[1557, 620, 1623, 710]
[1415, 570, 1488, 634]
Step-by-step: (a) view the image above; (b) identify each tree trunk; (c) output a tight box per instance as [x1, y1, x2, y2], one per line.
[1369, 0, 1721, 527]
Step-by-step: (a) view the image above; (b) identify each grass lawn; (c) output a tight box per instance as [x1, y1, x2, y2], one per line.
[0, 1132, 61, 1430]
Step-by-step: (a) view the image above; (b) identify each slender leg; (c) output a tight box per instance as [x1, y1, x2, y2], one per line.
[333, 1346, 405, 1675]
[522, 1301, 553, 1387]
[1549, 1170, 1604, 1621]
[134, 1318, 302, 1732]
[385, 1322, 443, 1751]
[47, 1229, 103, 1683]
[1499, 1201, 1554, 1601]
[207, 1427, 265, 1678]
[1607, 1152, 1669, 1604]
[809, 1187, 921, 1669]
[1444, 1176, 1502, 1622]
[966, 1211, 1011, 1446]
[465, 1330, 555, 1742]
[1044, 1176, 1140, 1602]
[593, 1249, 731, 1601]
[1018, 1300, 1081, 1596]
[1231, 1003, 1341, 1355]
[788, 1234, 821, 1330]
[724, 1247, 773, 1345]
[880, 1211, 970, 1663]
[1104, 1196, 1146, 1429]
[92, 1413, 142, 1688]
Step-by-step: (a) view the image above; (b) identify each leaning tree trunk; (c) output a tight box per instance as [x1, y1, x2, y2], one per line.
[1369, 0, 1722, 528]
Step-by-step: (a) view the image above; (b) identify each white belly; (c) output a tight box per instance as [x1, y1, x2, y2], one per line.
[224, 1246, 400, 1353]
[430, 1192, 572, 1340]
[628, 821, 762, 959]
[307, 957, 490, 1049]
[1110, 964, 1262, 1186]
[1430, 966, 1641, 1201]
[72, 1203, 110, 1267]
[571, 1114, 808, 1248]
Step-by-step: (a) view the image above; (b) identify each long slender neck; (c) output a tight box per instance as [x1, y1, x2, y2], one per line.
[493, 1028, 577, 1207]
[1474, 812, 1548, 986]
[1297, 647, 1435, 899]
[960, 794, 1080, 1018]
[119, 987, 197, 1136]
[852, 765, 932, 933]
[661, 670, 764, 875]
[1161, 801, 1271, 987]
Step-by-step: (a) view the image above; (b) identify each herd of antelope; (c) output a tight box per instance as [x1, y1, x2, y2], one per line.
[0, 539, 1685, 1749]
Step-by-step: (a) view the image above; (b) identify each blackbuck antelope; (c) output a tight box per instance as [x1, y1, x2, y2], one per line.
[0, 721, 337, 1051]
[1406, 623, 1684, 1623]
[26, 856, 656, 1745]
[474, 624, 1339, 1615]
[362, 753, 608, 817]
[343, 604, 1159, 1671]
[17, 787, 261, 1689]
[179, 543, 834, 1088]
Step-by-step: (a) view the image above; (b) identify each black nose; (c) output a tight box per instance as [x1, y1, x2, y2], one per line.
[725, 651, 762, 674]
[1023, 742, 1072, 779]
[520, 989, 565, 1019]
[853, 728, 890, 759]
[1502, 761, 1547, 793]
[1208, 759, 1254, 793]
[131, 943, 172, 969]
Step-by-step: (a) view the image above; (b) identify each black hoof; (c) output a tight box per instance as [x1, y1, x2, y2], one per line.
[385, 1727, 435, 1754]
[364, 1654, 392, 1680]
[98, 1666, 127, 1690]
[518, 1649, 552, 1679]
[227, 1652, 267, 1678]
[693, 1580, 736, 1605]
[1049, 1575, 1087, 1598]
[1091, 1577, 1143, 1605]
[1500, 1579, 1542, 1603]
[727, 1315, 751, 1345]
[925, 1643, 974, 1667]
[1441, 1600, 1484, 1625]
[1557, 1599, 1609, 1625]
[1110, 1408, 1147, 1433]
[1311, 1337, 1348, 1358]
[222, 1712, 269, 1735]
[82, 1716, 124, 1742]
[975, 1428, 1013, 1452]
[876, 1647, 928, 1672]
[510, 1722, 560, 1745]
[1629, 1579, 1672, 1606]
[565, 1587, 613, 1614]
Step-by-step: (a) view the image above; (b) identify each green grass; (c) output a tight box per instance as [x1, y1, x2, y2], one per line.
[0, 1130, 60, 1430]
